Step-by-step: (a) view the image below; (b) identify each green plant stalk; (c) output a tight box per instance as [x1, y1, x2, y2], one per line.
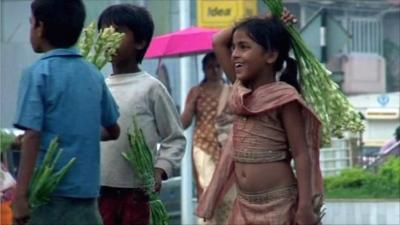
[78, 23, 125, 70]
[28, 137, 76, 209]
[91, 38, 105, 69]
[122, 116, 170, 225]
[78, 22, 96, 58]
[263, 0, 364, 145]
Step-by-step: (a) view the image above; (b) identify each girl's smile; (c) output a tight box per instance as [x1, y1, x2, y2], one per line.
[231, 29, 276, 88]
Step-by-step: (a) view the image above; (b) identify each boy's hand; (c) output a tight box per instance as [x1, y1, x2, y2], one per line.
[12, 195, 30, 225]
[153, 168, 166, 193]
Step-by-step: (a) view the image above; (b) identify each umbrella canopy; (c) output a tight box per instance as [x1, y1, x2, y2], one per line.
[145, 26, 220, 59]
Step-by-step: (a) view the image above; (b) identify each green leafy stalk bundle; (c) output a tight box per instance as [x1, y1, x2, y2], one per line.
[29, 137, 76, 209]
[78, 22, 125, 70]
[122, 117, 170, 225]
[263, 0, 364, 145]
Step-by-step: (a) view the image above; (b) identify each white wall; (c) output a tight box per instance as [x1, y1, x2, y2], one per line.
[348, 92, 400, 146]
[323, 200, 400, 225]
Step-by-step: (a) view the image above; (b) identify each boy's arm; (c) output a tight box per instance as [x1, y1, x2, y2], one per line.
[100, 80, 120, 141]
[13, 130, 40, 222]
[13, 68, 45, 223]
[152, 84, 186, 180]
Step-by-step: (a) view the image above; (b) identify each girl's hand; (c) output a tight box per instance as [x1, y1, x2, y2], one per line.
[281, 8, 297, 25]
[295, 207, 318, 225]
[262, 8, 297, 25]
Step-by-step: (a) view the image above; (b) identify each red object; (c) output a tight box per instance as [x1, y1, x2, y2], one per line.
[144, 27, 220, 59]
[99, 188, 150, 225]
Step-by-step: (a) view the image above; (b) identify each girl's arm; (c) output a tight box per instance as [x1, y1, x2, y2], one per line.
[212, 10, 296, 84]
[281, 101, 317, 225]
[180, 87, 200, 129]
[212, 27, 236, 83]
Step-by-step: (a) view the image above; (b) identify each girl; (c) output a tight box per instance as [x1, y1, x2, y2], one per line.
[181, 52, 235, 225]
[196, 12, 324, 225]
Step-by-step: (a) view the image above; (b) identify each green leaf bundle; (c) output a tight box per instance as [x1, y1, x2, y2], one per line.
[122, 117, 170, 225]
[29, 137, 76, 209]
[78, 22, 125, 70]
[263, 0, 364, 145]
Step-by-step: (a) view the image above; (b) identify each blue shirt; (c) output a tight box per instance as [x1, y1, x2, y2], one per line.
[14, 48, 119, 198]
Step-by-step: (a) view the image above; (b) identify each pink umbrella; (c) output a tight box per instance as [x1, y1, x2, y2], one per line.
[145, 26, 220, 59]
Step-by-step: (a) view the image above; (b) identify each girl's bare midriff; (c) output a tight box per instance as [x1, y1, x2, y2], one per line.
[235, 161, 296, 193]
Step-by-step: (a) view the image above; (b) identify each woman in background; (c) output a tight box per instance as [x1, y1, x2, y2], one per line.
[181, 52, 235, 225]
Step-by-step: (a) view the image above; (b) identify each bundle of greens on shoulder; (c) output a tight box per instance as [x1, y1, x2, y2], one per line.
[78, 22, 125, 70]
[263, 0, 364, 146]
[122, 117, 170, 225]
[29, 23, 124, 209]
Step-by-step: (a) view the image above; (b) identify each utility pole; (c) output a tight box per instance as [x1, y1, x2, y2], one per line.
[300, 0, 307, 28]
[179, 0, 195, 225]
[320, 8, 327, 63]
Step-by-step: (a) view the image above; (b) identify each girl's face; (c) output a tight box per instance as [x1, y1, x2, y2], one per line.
[231, 29, 273, 82]
[204, 58, 223, 82]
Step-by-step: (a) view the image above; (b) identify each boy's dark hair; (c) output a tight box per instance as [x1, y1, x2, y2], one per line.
[97, 4, 154, 64]
[233, 16, 301, 92]
[31, 0, 85, 48]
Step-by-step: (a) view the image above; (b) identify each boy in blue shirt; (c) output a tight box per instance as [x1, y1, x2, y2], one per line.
[12, 1, 120, 225]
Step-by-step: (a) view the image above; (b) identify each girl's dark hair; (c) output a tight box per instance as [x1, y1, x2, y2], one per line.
[202, 52, 216, 70]
[98, 4, 154, 64]
[200, 52, 219, 84]
[233, 16, 301, 92]
[31, 0, 85, 48]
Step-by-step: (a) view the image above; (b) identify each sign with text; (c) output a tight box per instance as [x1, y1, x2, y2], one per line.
[197, 0, 258, 29]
